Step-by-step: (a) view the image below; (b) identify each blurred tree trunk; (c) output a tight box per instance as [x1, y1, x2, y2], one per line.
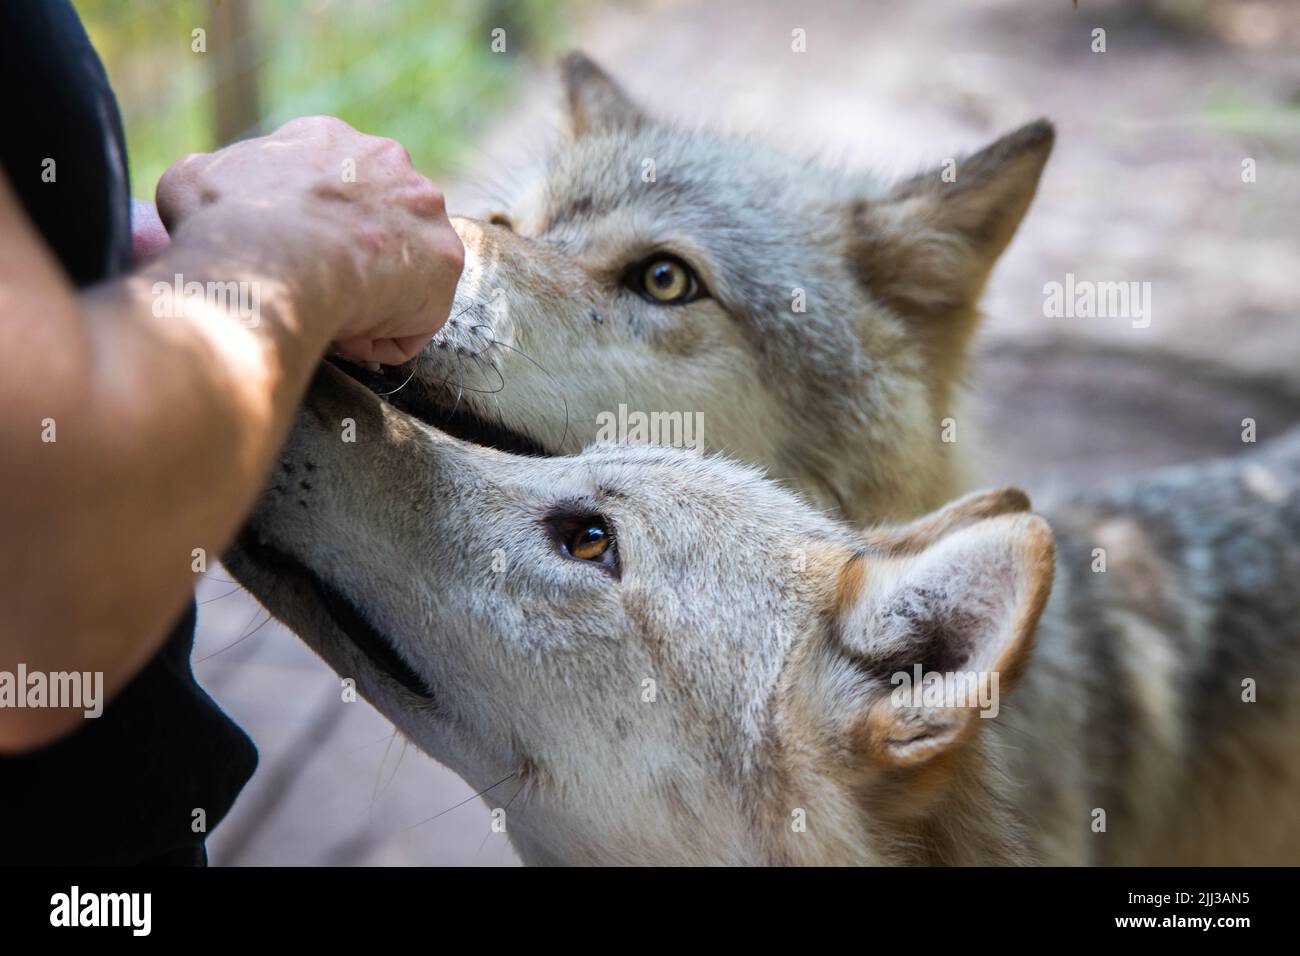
[209, 0, 261, 145]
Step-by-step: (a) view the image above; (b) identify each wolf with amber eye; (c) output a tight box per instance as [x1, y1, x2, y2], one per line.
[341, 51, 1056, 528]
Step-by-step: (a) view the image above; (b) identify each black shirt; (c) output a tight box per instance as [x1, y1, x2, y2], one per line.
[0, 0, 257, 865]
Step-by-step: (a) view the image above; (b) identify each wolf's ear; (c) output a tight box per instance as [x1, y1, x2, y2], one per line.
[827, 503, 1054, 768]
[864, 486, 1032, 555]
[850, 120, 1054, 331]
[560, 51, 647, 137]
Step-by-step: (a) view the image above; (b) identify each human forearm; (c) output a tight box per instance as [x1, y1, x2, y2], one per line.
[1, 116, 462, 750]
[1, 234, 334, 747]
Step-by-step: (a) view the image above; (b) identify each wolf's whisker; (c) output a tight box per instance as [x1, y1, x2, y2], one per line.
[468, 350, 507, 393]
[471, 326, 571, 451]
[447, 352, 467, 421]
[344, 731, 408, 756]
[374, 365, 418, 398]
[406, 771, 518, 830]
[463, 320, 496, 359]
[478, 773, 528, 854]
[433, 369, 456, 409]
[369, 731, 399, 820]
[453, 348, 506, 395]
[195, 603, 278, 663]
[450, 301, 480, 324]
[197, 586, 244, 605]
[371, 731, 408, 811]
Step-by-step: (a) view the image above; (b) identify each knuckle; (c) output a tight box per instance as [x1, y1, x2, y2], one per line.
[285, 114, 349, 135]
[422, 182, 447, 210]
[376, 137, 413, 164]
[445, 233, 466, 272]
[398, 179, 449, 221]
[157, 155, 200, 194]
[165, 152, 204, 177]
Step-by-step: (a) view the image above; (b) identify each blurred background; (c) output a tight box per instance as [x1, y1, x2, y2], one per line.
[78, 0, 570, 195]
[77, 0, 1300, 864]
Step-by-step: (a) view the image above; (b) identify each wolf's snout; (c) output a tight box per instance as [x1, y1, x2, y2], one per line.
[306, 361, 388, 432]
[449, 215, 501, 257]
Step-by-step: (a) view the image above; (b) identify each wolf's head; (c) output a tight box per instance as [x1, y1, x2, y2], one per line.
[229, 364, 1056, 865]
[373, 52, 1053, 524]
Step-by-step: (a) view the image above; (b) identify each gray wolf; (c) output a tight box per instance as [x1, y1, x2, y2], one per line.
[227, 365, 1300, 865]
[352, 52, 1054, 525]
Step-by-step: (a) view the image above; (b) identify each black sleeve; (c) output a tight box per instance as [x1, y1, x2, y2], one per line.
[0, 0, 257, 866]
[0, 0, 131, 286]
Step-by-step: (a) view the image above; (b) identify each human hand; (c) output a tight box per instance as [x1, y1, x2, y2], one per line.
[156, 116, 463, 364]
[130, 199, 170, 266]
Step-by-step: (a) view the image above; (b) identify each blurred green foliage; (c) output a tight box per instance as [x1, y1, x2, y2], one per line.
[74, 0, 572, 197]
[1203, 90, 1300, 143]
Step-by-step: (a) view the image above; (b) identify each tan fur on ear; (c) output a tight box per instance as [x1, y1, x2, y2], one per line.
[866, 486, 1032, 555]
[991, 513, 1055, 692]
[888, 119, 1055, 261]
[856, 699, 977, 769]
[851, 511, 1057, 770]
[834, 551, 868, 617]
[850, 120, 1054, 387]
[559, 51, 647, 137]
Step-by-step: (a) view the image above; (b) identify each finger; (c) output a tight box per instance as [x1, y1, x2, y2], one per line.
[331, 337, 382, 363]
[130, 199, 170, 266]
[277, 114, 355, 144]
[331, 336, 416, 366]
[389, 331, 437, 362]
[335, 333, 435, 366]
[154, 152, 209, 230]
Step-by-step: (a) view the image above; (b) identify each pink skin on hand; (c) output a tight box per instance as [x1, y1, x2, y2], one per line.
[332, 333, 436, 365]
[331, 224, 443, 364]
[133, 197, 439, 364]
[131, 199, 171, 266]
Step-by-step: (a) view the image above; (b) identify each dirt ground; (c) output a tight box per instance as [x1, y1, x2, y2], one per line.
[199, 0, 1300, 865]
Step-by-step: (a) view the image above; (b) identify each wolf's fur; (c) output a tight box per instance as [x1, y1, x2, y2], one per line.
[228, 365, 1300, 865]
[227, 54, 1300, 864]
[397, 53, 1053, 524]
[1012, 443, 1300, 865]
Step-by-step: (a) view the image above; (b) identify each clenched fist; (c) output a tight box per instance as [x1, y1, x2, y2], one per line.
[156, 115, 464, 364]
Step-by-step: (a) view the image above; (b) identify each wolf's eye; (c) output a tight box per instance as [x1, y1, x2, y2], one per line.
[632, 256, 700, 304]
[567, 522, 612, 562]
[546, 510, 620, 577]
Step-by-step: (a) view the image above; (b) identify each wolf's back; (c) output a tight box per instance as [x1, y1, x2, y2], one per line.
[1018, 428, 1300, 863]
